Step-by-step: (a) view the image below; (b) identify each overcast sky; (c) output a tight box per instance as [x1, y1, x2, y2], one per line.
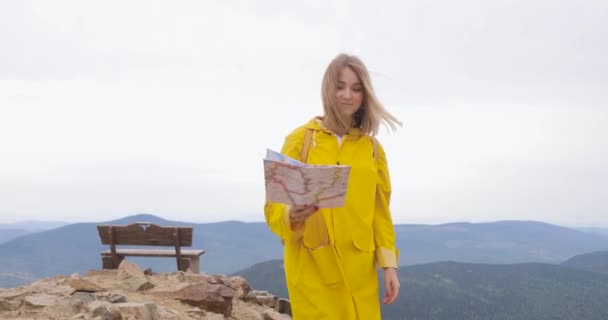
[1, 0, 607, 227]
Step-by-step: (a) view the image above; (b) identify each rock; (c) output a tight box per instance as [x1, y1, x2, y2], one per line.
[114, 302, 161, 320]
[30, 279, 75, 296]
[108, 293, 127, 303]
[118, 259, 145, 278]
[89, 300, 118, 320]
[186, 308, 206, 317]
[231, 299, 264, 320]
[24, 293, 59, 308]
[143, 268, 153, 276]
[0, 287, 28, 299]
[65, 278, 105, 292]
[118, 277, 155, 292]
[73, 292, 97, 303]
[69, 292, 97, 312]
[167, 271, 187, 282]
[263, 309, 292, 320]
[244, 290, 277, 308]
[88, 300, 110, 310]
[0, 265, 291, 320]
[185, 273, 209, 283]
[152, 282, 235, 316]
[277, 298, 291, 316]
[48, 284, 77, 296]
[0, 298, 21, 311]
[228, 276, 252, 299]
[208, 274, 228, 285]
[156, 305, 183, 320]
[85, 269, 120, 278]
[204, 312, 228, 320]
[259, 295, 277, 309]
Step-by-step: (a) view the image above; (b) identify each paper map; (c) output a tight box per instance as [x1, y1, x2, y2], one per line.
[264, 149, 351, 208]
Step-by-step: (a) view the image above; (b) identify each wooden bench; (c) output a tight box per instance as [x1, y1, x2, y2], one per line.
[97, 222, 205, 274]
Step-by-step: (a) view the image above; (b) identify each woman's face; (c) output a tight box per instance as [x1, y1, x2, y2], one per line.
[335, 67, 363, 117]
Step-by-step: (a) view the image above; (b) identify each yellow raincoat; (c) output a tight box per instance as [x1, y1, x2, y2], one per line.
[264, 118, 399, 320]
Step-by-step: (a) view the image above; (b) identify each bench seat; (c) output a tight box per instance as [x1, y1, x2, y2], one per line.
[102, 249, 205, 257]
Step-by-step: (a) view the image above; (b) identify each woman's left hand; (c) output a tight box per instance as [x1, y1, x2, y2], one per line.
[382, 267, 400, 305]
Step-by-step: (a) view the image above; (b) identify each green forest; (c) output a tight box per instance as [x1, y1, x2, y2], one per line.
[234, 257, 608, 320]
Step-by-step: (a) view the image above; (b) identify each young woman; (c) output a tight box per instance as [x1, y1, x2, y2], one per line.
[264, 53, 401, 319]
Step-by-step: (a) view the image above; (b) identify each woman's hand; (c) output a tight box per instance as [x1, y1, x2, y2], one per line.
[382, 267, 400, 305]
[288, 204, 319, 223]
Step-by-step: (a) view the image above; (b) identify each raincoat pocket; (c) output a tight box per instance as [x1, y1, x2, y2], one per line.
[302, 212, 330, 250]
[305, 244, 343, 285]
[352, 228, 375, 252]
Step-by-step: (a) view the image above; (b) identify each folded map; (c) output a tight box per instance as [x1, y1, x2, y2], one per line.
[263, 149, 351, 208]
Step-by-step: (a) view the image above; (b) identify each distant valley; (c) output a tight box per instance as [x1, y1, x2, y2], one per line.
[1, 214, 608, 290]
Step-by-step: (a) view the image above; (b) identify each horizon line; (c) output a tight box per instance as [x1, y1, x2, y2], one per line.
[1, 213, 607, 229]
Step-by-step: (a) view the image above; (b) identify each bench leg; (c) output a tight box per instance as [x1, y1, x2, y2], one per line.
[178, 258, 191, 273]
[102, 256, 124, 269]
[102, 257, 113, 270]
[188, 257, 200, 274]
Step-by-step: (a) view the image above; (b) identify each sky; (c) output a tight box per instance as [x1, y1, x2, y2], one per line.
[1, 0, 607, 227]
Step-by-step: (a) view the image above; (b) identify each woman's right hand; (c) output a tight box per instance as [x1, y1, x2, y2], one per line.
[289, 204, 319, 223]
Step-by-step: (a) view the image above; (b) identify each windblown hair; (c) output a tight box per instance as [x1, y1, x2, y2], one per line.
[321, 53, 401, 136]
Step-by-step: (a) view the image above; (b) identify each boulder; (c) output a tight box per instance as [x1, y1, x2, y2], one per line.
[0, 298, 21, 311]
[152, 282, 235, 316]
[245, 290, 277, 308]
[118, 259, 145, 278]
[108, 293, 127, 303]
[24, 293, 59, 308]
[65, 278, 104, 293]
[228, 276, 252, 299]
[118, 277, 155, 292]
[114, 302, 161, 320]
[263, 309, 292, 320]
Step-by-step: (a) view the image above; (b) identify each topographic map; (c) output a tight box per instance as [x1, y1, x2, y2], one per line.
[264, 149, 351, 208]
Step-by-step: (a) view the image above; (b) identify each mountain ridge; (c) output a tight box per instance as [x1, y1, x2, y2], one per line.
[2, 214, 608, 289]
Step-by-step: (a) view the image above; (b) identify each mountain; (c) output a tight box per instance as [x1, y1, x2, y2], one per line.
[0, 220, 68, 244]
[230, 259, 286, 298]
[0, 214, 282, 288]
[2, 214, 608, 288]
[0, 220, 67, 231]
[394, 221, 608, 265]
[577, 227, 608, 238]
[388, 261, 608, 320]
[232, 260, 608, 320]
[0, 229, 30, 244]
[562, 250, 608, 274]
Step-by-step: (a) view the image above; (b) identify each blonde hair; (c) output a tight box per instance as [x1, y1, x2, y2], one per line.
[321, 53, 401, 136]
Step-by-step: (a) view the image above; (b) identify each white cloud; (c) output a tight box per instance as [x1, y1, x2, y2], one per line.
[0, 0, 607, 226]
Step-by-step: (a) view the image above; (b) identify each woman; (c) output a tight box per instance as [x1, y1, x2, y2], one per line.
[264, 53, 401, 319]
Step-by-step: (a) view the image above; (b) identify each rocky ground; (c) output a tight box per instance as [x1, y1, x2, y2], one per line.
[0, 260, 291, 320]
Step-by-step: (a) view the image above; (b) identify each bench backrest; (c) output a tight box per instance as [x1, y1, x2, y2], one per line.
[97, 222, 193, 247]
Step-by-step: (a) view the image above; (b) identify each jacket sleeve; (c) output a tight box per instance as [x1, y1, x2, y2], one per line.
[264, 128, 307, 242]
[373, 141, 400, 268]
